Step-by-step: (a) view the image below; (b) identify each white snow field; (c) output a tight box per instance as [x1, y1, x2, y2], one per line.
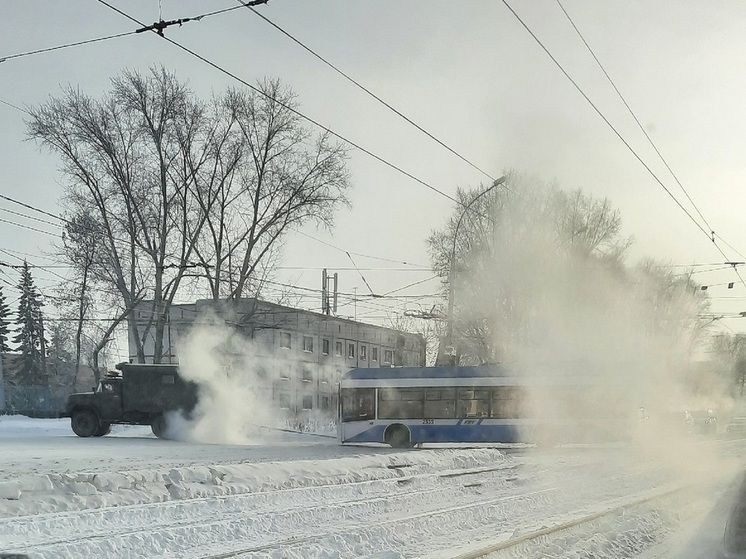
[0, 416, 745, 559]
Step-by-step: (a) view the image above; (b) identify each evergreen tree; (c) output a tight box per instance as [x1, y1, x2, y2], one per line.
[0, 285, 11, 353]
[13, 262, 47, 384]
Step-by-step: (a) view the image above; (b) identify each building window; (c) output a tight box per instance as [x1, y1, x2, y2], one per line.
[360, 345, 367, 360]
[280, 364, 292, 380]
[303, 336, 314, 353]
[335, 341, 343, 357]
[322, 339, 330, 355]
[383, 349, 393, 364]
[279, 393, 291, 409]
[348, 343, 355, 359]
[302, 395, 314, 410]
[280, 332, 291, 349]
[302, 367, 313, 383]
[321, 369, 328, 384]
[372, 347, 378, 362]
[321, 395, 330, 410]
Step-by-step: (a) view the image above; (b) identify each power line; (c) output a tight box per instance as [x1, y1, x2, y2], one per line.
[0, 250, 67, 282]
[0, 247, 63, 264]
[95, 0, 463, 207]
[0, 30, 136, 64]
[295, 230, 429, 268]
[0, 98, 29, 114]
[0, 206, 63, 229]
[500, 0, 746, 289]
[556, 0, 746, 292]
[0, 216, 58, 238]
[554, 0, 716, 238]
[0, 194, 65, 224]
[715, 234, 746, 262]
[382, 275, 440, 297]
[500, 0, 710, 241]
[276, 266, 432, 272]
[0, 2, 268, 64]
[238, 0, 499, 184]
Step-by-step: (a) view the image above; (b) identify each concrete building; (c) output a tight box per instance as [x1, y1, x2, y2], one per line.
[129, 299, 426, 416]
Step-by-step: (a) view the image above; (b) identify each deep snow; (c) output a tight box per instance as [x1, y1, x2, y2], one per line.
[0, 416, 744, 558]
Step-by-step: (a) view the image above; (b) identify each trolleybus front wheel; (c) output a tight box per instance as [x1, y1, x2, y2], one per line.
[384, 424, 413, 449]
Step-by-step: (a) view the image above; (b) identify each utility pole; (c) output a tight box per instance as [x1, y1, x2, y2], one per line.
[444, 176, 506, 366]
[321, 269, 338, 315]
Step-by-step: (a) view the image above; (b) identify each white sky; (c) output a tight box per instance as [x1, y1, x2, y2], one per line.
[1, 0, 746, 339]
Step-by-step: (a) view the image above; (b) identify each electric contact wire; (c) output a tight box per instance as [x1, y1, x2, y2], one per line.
[500, 0, 708, 240]
[500, 0, 746, 288]
[0, 31, 136, 64]
[0, 98, 29, 114]
[238, 0, 499, 184]
[715, 233, 746, 262]
[95, 0, 464, 208]
[0, 206, 63, 228]
[556, 0, 746, 290]
[555, 0, 716, 236]
[295, 230, 430, 268]
[0, 216, 57, 237]
[0, 3, 267, 64]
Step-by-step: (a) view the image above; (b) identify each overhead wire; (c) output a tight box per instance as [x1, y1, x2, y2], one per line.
[501, 0, 746, 290]
[0, 194, 65, 224]
[0, 2, 267, 65]
[294, 230, 429, 268]
[500, 0, 711, 241]
[95, 0, 464, 207]
[237, 0, 499, 184]
[0, 216, 58, 238]
[0, 98, 29, 114]
[554, 0, 716, 236]
[0, 30, 137, 64]
[0, 206, 64, 228]
[554, 0, 746, 293]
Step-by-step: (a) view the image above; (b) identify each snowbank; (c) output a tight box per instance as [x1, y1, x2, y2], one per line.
[0, 438, 507, 518]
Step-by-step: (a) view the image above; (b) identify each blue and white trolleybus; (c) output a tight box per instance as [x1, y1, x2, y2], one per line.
[339, 364, 535, 447]
[339, 364, 637, 447]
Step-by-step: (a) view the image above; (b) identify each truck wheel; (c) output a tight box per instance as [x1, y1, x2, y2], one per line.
[71, 410, 99, 438]
[151, 415, 168, 439]
[94, 423, 111, 437]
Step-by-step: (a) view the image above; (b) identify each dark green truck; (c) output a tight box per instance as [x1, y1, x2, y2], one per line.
[63, 362, 199, 438]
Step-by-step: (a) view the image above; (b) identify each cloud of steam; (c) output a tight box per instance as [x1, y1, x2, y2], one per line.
[167, 311, 273, 445]
[450, 173, 726, 445]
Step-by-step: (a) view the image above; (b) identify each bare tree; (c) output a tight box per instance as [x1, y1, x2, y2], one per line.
[428, 173, 685, 365]
[30, 69, 349, 363]
[191, 80, 350, 300]
[58, 212, 98, 387]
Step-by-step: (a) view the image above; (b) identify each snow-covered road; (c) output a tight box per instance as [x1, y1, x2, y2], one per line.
[1, 416, 745, 558]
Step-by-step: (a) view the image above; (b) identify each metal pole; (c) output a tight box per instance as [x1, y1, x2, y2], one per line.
[447, 176, 506, 365]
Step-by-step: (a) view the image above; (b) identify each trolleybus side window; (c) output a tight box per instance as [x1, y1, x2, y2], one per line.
[457, 388, 490, 418]
[424, 388, 456, 419]
[378, 388, 424, 419]
[341, 388, 375, 421]
[490, 387, 526, 419]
